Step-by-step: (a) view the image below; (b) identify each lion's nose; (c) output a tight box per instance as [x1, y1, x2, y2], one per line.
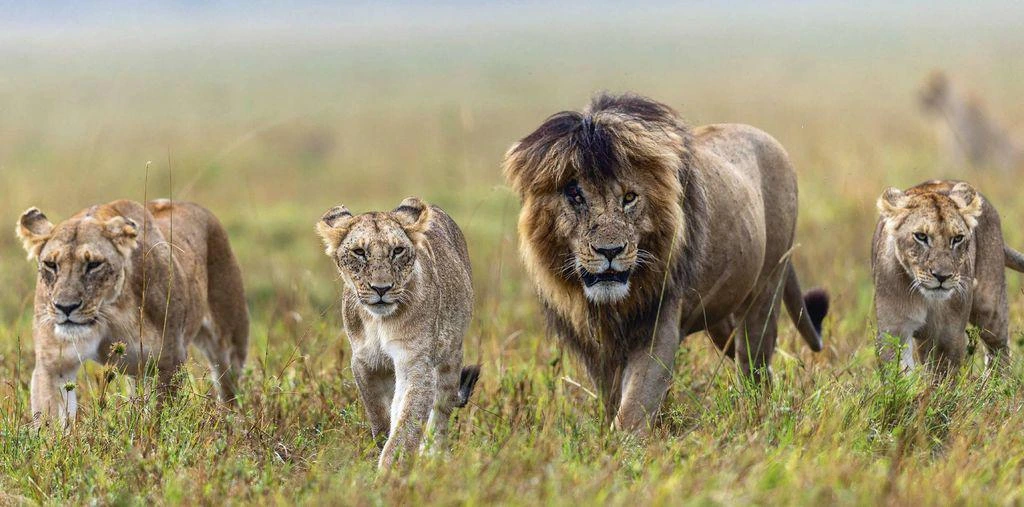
[592, 245, 625, 261]
[932, 272, 951, 284]
[370, 284, 393, 297]
[54, 301, 82, 316]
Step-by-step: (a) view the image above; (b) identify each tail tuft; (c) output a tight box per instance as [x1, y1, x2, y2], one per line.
[803, 288, 829, 335]
[456, 365, 481, 408]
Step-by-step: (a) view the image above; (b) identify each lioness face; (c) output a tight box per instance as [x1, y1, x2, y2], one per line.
[878, 182, 982, 301]
[16, 208, 139, 339]
[317, 198, 432, 318]
[557, 178, 653, 304]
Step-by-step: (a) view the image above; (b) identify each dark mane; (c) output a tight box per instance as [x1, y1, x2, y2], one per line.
[503, 93, 693, 193]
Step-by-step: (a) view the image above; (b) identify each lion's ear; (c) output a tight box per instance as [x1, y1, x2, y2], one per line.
[16, 207, 54, 260]
[949, 182, 983, 224]
[316, 205, 354, 257]
[877, 187, 907, 218]
[393, 197, 433, 245]
[103, 216, 140, 257]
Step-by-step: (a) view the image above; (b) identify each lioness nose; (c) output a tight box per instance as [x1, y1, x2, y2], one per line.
[932, 272, 951, 283]
[370, 284, 393, 297]
[592, 245, 625, 261]
[54, 301, 82, 316]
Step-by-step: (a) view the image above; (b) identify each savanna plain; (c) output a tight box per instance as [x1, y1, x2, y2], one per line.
[2, 4, 1024, 504]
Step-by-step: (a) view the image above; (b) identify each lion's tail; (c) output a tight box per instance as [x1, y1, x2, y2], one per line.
[1005, 245, 1024, 273]
[455, 365, 481, 408]
[782, 264, 827, 352]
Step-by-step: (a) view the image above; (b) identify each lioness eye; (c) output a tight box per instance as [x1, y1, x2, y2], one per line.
[564, 181, 585, 205]
[43, 261, 57, 272]
[623, 192, 637, 206]
[393, 247, 405, 257]
[951, 235, 965, 246]
[86, 261, 103, 272]
[352, 248, 366, 258]
[913, 232, 929, 244]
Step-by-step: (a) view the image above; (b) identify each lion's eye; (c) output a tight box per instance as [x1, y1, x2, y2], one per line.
[392, 247, 405, 257]
[623, 192, 637, 206]
[951, 235, 965, 247]
[85, 261, 104, 273]
[42, 261, 57, 272]
[352, 248, 366, 258]
[913, 232, 929, 244]
[564, 181, 585, 206]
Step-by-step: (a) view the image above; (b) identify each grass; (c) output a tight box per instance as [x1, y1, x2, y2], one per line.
[3, 3, 1024, 504]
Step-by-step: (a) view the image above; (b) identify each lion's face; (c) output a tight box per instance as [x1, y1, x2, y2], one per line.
[317, 198, 432, 318]
[504, 94, 688, 312]
[16, 208, 139, 338]
[878, 182, 982, 301]
[553, 177, 657, 303]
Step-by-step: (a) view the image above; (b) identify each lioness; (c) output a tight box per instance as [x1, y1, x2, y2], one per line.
[919, 71, 1022, 172]
[873, 180, 1023, 374]
[503, 93, 827, 433]
[16, 199, 249, 425]
[316, 197, 480, 469]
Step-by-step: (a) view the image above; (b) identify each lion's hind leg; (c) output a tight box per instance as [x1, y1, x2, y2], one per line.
[706, 316, 737, 359]
[969, 280, 1011, 368]
[202, 219, 250, 403]
[735, 281, 782, 386]
[194, 320, 242, 403]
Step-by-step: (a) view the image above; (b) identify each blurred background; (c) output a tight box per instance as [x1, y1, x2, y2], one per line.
[2, 0, 1024, 418]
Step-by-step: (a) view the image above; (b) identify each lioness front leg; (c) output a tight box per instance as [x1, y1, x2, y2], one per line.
[351, 356, 395, 447]
[379, 356, 436, 469]
[30, 364, 79, 427]
[615, 300, 681, 434]
[876, 325, 918, 373]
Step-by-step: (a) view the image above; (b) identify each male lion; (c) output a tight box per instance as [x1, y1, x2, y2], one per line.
[873, 180, 1024, 374]
[503, 93, 828, 432]
[316, 197, 480, 469]
[919, 71, 1023, 172]
[16, 199, 249, 425]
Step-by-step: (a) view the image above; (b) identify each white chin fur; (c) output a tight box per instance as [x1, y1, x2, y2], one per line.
[920, 288, 953, 301]
[364, 303, 398, 317]
[583, 281, 630, 304]
[53, 323, 98, 340]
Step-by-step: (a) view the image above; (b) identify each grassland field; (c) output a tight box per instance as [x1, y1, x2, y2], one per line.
[2, 3, 1024, 504]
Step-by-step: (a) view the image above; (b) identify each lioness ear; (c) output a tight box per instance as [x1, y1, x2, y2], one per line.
[103, 216, 140, 257]
[393, 197, 432, 244]
[877, 187, 907, 218]
[949, 182, 983, 224]
[16, 207, 55, 260]
[316, 205, 354, 257]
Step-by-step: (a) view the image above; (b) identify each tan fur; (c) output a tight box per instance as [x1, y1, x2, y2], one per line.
[919, 71, 1023, 172]
[316, 197, 476, 469]
[15, 200, 249, 426]
[503, 93, 827, 433]
[873, 180, 1021, 374]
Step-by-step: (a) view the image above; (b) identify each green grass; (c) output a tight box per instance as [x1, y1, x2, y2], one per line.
[3, 4, 1024, 504]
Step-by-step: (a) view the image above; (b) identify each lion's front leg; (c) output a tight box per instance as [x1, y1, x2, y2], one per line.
[31, 363, 80, 428]
[379, 354, 436, 469]
[615, 299, 682, 434]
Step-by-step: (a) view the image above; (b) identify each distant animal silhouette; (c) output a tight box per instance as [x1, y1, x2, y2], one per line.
[919, 71, 1023, 172]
